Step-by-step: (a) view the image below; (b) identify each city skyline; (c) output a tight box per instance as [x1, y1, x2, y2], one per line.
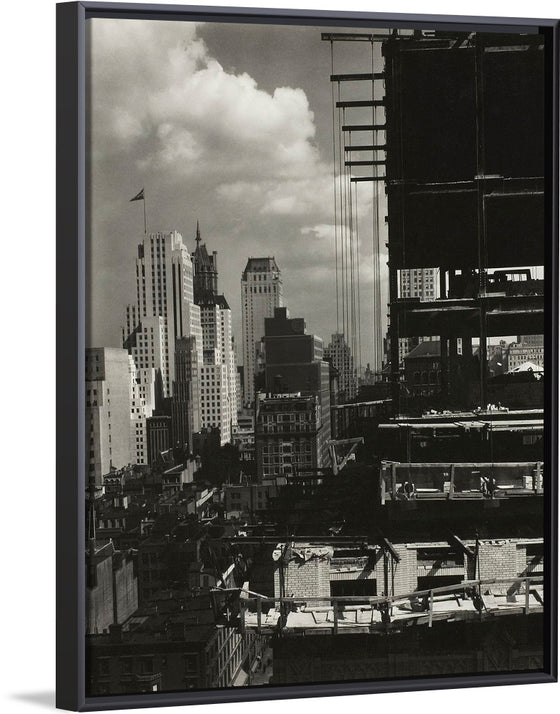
[87, 18, 389, 363]
[81, 15, 548, 702]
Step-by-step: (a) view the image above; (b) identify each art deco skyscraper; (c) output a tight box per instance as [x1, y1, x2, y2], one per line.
[122, 231, 203, 400]
[241, 257, 283, 406]
[192, 224, 237, 445]
[324, 333, 356, 402]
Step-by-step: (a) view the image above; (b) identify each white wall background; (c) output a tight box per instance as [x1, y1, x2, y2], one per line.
[0, 0, 557, 712]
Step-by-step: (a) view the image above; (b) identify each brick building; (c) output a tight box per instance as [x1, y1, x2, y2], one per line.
[87, 595, 265, 695]
[258, 307, 332, 473]
[255, 394, 323, 479]
[271, 538, 542, 601]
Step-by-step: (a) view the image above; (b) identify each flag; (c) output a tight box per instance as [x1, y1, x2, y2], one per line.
[130, 188, 145, 202]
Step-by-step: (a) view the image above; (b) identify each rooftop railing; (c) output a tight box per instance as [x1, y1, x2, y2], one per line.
[380, 461, 543, 503]
[234, 576, 543, 635]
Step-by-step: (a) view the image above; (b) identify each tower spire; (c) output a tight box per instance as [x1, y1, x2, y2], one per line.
[196, 220, 201, 245]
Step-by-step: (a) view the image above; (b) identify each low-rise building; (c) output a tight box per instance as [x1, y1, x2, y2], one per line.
[507, 339, 544, 371]
[255, 393, 322, 479]
[223, 476, 287, 519]
[86, 595, 265, 695]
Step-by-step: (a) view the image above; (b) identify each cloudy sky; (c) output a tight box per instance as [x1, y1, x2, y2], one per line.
[86, 17, 389, 365]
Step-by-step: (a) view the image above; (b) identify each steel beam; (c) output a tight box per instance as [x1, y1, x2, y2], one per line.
[342, 123, 386, 131]
[330, 72, 385, 82]
[336, 99, 385, 108]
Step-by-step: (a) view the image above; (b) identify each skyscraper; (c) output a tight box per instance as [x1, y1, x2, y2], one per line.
[122, 231, 203, 400]
[324, 333, 356, 402]
[192, 225, 237, 445]
[255, 307, 332, 476]
[86, 348, 134, 489]
[241, 257, 283, 406]
[171, 336, 200, 454]
[128, 354, 152, 466]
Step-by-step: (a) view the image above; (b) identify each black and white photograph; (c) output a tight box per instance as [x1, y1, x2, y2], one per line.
[81, 5, 552, 703]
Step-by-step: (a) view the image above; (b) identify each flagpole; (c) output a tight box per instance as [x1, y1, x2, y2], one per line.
[143, 191, 148, 235]
[130, 189, 147, 235]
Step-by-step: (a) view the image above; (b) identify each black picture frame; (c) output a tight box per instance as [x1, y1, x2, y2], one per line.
[57, 3, 559, 711]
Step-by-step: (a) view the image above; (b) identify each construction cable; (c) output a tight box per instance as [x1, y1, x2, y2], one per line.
[354, 183, 363, 381]
[338, 96, 347, 343]
[330, 42, 340, 335]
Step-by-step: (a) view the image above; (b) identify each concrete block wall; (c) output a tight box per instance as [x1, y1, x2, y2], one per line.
[272, 540, 537, 601]
[392, 546, 418, 596]
[478, 540, 520, 594]
[274, 557, 331, 599]
[516, 544, 527, 575]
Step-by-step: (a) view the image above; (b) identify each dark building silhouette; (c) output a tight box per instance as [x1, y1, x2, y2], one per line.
[86, 595, 264, 695]
[171, 337, 199, 453]
[147, 415, 172, 465]
[255, 307, 332, 476]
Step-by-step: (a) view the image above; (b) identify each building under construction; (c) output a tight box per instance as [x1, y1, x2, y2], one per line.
[208, 28, 547, 686]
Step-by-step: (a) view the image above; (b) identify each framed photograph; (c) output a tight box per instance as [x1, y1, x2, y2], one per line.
[57, 2, 559, 710]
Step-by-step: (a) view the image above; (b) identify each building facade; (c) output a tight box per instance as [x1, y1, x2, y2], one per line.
[122, 231, 203, 401]
[241, 257, 283, 406]
[146, 415, 172, 465]
[404, 341, 442, 397]
[255, 393, 323, 479]
[171, 336, 200, 454]
[128, 355, 152, 466]
[87, 608, 264, 695]
[260, 307, 332, 471]
[86, 540, 138, 635]
[324, 333, 356, 403]
[192, 227, 237, 445]
[86, 348, 136, 489]
[508, 336, 545, 371]
[398, 268, 439, 364]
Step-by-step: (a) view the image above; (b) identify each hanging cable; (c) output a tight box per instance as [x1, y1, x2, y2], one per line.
[371, 40, 380, 376]
[347, 128, 355, 383]
[338, 94, 347, 343]
[330, 42, 340, 335]
[354, 183, 362, 382]
[341, 107, 351, 348]
[373, 40, 385, 376]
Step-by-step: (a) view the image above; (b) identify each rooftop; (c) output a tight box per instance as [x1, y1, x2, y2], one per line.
[242, 257, 280, 276]
[405, 341, 441, 359]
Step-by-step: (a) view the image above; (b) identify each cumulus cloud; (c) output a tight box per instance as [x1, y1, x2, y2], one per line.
[90, 19, 319, 188]
[90, 19, 379, 221]
[88, 18, 390, 354]
[216, 172, 374, 222]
